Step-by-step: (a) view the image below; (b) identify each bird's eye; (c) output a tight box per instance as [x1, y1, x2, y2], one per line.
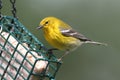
[45, 21, 49, 24]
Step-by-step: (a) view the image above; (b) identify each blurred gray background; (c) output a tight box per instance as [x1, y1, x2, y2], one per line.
[2, 0, 120, 80]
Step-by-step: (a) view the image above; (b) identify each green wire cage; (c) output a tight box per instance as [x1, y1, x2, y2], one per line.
[0, 15, 61, 80]
[0, 0, 61, 80]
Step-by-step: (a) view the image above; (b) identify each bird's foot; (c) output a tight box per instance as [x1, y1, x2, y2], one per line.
[57, 58, 63, 63]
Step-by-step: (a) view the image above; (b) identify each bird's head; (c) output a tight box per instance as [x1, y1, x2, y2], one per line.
[37, 17, 60, 30]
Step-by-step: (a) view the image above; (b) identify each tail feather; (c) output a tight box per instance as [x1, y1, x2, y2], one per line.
[84, 41, 107, 46]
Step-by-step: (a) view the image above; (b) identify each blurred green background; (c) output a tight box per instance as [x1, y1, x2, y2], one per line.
[2, 0, 120, 80]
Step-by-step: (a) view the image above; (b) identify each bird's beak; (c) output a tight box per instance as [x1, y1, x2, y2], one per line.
[36, 25, 44, 29]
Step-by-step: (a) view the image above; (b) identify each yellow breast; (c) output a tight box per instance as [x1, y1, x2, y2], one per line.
[43, 27, 82, 51]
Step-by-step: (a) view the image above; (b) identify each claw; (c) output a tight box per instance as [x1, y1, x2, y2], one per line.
[57, 58, 63, 63]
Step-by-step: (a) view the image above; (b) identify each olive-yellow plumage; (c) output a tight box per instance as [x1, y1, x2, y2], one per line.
[37, 17, 106, 60]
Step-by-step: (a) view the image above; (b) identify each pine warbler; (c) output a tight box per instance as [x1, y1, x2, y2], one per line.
[37, 17, 106, 60]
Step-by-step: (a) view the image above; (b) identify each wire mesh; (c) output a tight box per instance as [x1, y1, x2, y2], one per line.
[0, 16, 61, 80]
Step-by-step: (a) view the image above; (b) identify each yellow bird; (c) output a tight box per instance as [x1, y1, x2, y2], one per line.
[37, 17, 106, 60]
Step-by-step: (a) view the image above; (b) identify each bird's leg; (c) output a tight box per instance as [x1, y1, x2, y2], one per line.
[58, 51, 69, 61]
[47, 48, 58, 54]
[47, 48, 58, 59]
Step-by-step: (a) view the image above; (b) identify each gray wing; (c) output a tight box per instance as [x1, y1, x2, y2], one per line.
[61, 29, 91, 41]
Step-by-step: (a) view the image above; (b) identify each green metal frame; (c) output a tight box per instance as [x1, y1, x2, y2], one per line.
[0, 16, 61, 80]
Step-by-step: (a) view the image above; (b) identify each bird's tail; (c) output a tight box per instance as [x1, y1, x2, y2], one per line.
[84, 41, 107, 46]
